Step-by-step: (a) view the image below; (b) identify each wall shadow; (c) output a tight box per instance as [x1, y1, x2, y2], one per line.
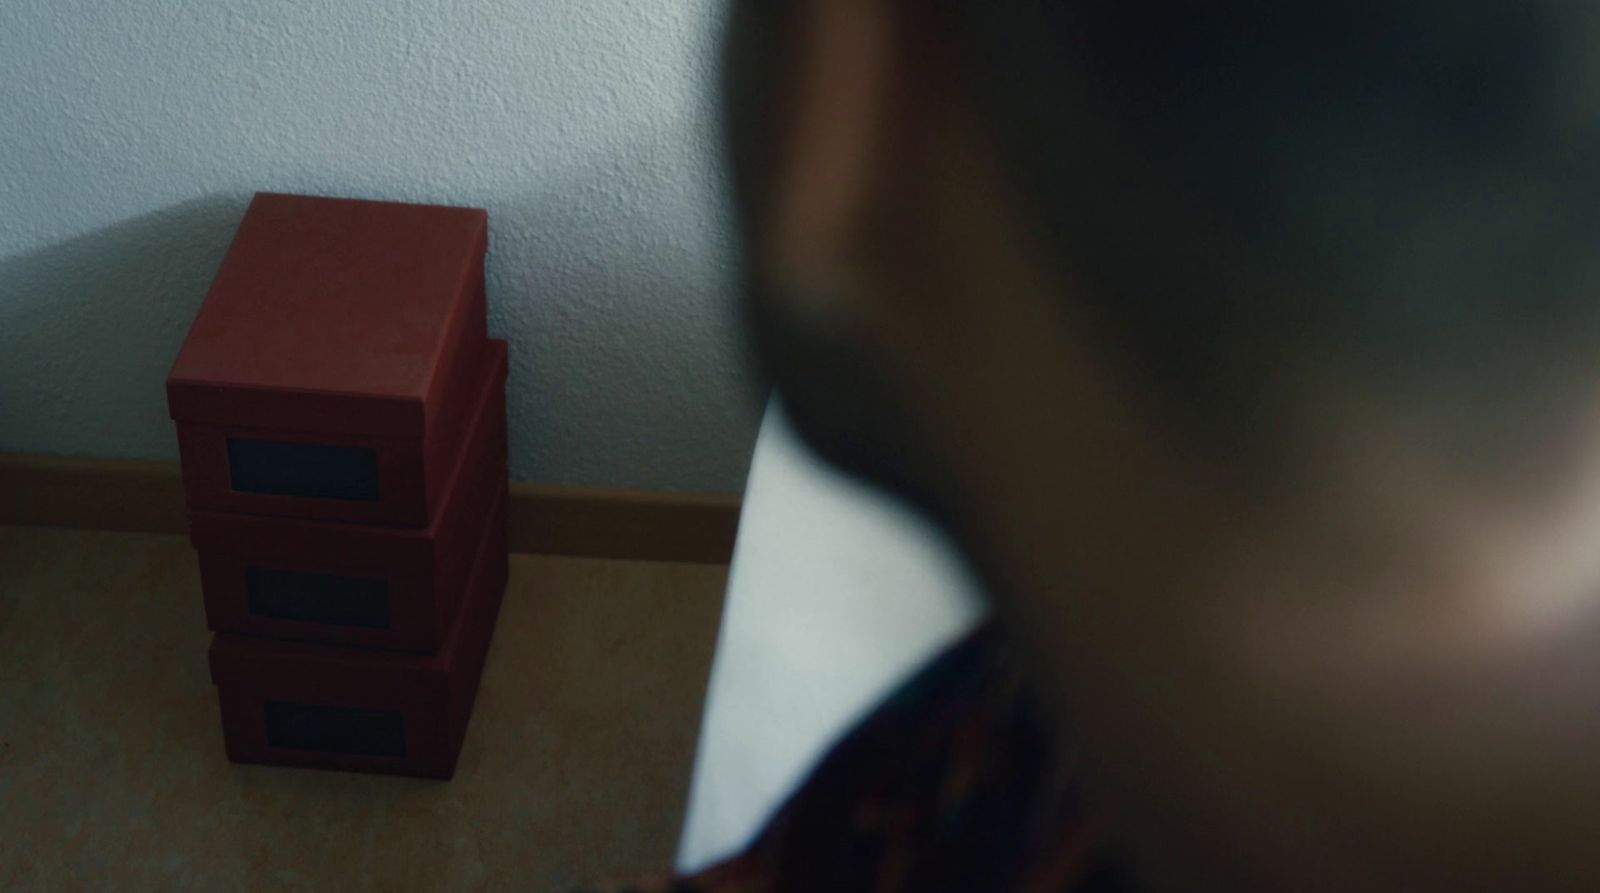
[0, 195, 252, 462]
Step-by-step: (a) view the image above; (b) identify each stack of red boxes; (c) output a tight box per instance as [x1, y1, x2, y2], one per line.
[166, 193, 509, 779]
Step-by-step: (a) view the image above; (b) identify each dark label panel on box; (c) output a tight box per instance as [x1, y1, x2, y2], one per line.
[227, 438, 381, 501]
[264, 702, 407, 757]
[246, 567, 392, 629]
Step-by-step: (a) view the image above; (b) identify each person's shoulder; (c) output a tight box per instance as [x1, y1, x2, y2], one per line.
[830, 619, 1032, 766]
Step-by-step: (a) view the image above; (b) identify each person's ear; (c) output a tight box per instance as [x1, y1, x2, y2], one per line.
[750, 0, 902, 306]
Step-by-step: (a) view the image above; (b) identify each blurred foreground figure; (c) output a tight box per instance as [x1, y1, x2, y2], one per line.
[605, 1, 1600, 889]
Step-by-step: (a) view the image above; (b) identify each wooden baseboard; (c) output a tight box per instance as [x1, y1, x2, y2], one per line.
[0, 453, 741, 565]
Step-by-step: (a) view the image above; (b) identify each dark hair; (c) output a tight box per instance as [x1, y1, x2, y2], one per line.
[727, 1, 1600, 458]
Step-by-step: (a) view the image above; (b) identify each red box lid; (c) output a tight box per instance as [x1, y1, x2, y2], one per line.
[167, 192, 488, 437]
[207, 485, 508, 695]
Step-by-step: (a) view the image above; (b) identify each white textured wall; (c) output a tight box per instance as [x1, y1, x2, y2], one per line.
[0, 0, 760, 493]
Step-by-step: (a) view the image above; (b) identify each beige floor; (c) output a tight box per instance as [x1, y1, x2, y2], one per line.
[0, 525, 729, 892]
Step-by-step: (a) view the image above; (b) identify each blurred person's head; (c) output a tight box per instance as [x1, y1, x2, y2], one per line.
[721, 0, 1600, 650]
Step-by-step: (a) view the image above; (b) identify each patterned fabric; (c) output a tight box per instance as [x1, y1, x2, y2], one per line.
[587, 622, 1135, 893]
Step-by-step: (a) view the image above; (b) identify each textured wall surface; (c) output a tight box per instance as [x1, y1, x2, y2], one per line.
[0, 0, 760, 493]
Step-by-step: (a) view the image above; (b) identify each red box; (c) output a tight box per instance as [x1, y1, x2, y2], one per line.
[167, 192, 489, 527]
[191, 341, 507, 652]
[209, 485, 509, 779]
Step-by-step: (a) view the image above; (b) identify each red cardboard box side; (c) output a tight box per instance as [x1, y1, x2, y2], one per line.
[169, 281, 486, 527]
[191, 341, 509, 651]
[209, 487, 509, 779]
